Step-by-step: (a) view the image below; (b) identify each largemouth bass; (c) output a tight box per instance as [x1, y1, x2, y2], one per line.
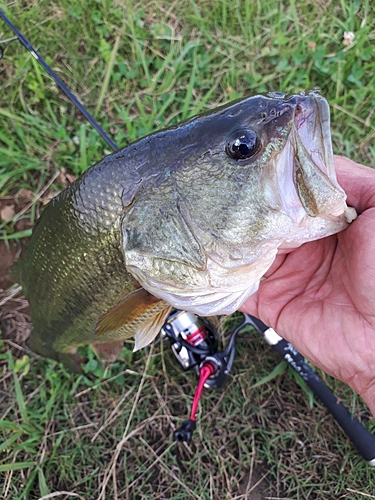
[13, 91, 356, 371]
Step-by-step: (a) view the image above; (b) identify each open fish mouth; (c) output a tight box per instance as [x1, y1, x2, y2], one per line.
[289, 90, 334, 178]
[272, 90, 354, 220]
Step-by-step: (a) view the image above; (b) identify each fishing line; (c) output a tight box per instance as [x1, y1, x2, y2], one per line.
[2, 9, 375, 464]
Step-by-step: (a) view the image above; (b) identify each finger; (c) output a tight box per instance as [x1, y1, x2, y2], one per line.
[334, 155, 375, 213]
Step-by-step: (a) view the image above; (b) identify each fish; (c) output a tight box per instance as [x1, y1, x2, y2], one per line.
[13, 90, 356, 371]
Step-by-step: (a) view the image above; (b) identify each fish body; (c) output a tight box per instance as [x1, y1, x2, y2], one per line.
[14, 91, 356, 369]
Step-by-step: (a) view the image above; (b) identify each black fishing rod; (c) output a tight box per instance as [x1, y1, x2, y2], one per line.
[2, 10, 375, 465]
[0, 10, 118, 151]
[242, 314, 375, 465]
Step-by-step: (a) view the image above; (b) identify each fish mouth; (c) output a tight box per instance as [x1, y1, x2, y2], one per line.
[289, 91, 335, 180]
[274, 91, 348, 218]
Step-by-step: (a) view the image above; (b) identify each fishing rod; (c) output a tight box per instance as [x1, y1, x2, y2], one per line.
[0, 10, 117, 151]
[2, 10, 375, 465]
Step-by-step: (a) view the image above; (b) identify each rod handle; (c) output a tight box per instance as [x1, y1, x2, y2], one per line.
[273, 339, 375, 464]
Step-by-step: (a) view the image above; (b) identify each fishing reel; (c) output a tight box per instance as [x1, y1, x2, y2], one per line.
[161, 310, 240, 442]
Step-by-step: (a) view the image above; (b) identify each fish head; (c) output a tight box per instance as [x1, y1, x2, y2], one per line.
[123, 91, 356, 316]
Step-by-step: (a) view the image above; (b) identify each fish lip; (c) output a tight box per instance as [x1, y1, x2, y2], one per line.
[268, 92, 333, 183]
[265, 92, 332, 172]
[272, 91, 344, 219]
[284, 93, 349, 218]
[286, 92, 333, 177]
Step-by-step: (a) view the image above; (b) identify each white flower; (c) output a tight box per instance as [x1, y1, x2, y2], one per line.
[343, 31, 355, 46]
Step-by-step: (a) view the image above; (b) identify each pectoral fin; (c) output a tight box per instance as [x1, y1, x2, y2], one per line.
[134, 305, 172, 351]
[95, 288, 170, 346]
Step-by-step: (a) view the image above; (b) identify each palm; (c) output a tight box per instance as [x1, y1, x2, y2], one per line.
[240, 157, 375, 413]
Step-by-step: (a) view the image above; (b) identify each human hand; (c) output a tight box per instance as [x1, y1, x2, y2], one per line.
[240, 155, 375, 415]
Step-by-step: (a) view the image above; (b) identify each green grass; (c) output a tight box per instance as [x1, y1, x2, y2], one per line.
[1, 0, 375, 498]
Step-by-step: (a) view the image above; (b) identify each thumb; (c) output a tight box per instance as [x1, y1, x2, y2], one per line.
[334, 155, 375, 213]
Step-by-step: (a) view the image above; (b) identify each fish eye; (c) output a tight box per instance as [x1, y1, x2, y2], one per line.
[226, 130, 261, 160]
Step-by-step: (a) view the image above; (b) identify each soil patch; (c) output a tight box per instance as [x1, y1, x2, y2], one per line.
[239, 467, 269, 499]
[0, 239, 31, 356]
[0, 239, 20, 290]
[0, 194, 32, 354]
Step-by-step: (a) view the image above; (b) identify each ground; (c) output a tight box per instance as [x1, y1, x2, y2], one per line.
[0, 196, 31, 354]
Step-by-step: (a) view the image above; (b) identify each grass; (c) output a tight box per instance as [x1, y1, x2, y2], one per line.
[1, 0, 375, 498]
